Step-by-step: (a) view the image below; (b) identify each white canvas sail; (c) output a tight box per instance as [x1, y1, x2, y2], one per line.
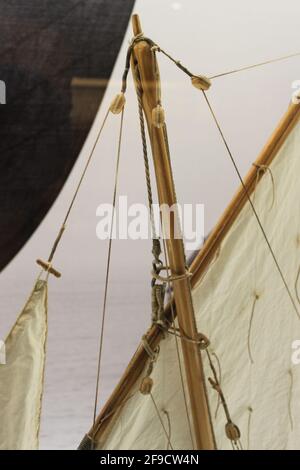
[0, 279, 48, 450]
[89, 102, 300, 450]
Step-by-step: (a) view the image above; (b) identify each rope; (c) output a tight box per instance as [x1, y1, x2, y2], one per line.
[135, 75, 158, 240]
[147, 39, 300, 84]
[295, 265, 300, 305]
[209, 51, 300, 80]
[151, 268, 192, 283]
[202, 90, 300, 321]
[211, 351, 222, 419]
[141, 335, 159, 362]
[206, 349, 242, 450]
[247, 406, 253, 450]
[288, 369, 294, 431]
[159, 323, 210, 348]
[163, 410, 172, 450]
[46, 108, 110, 264]
[247, 293, 259, 364]
[92, 108, 125, 426]
[150, 392, 174, 450]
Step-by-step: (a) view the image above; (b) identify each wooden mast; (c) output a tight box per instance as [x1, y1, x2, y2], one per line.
[130, 14, 215, 450]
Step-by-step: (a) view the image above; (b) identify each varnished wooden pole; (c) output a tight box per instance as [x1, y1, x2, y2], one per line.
[130, 14, 215, 450]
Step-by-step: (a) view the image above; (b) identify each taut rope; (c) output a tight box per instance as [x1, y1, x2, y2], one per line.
[92, 107, 125, 426]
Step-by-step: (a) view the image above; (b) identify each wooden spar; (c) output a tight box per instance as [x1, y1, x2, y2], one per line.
[130, 15, 216, 450]
[87, 43, 300, 448]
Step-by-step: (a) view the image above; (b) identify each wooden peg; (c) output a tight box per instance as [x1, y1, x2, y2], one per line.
[36, 259, 61, 278]
[132, 14, 142, 36]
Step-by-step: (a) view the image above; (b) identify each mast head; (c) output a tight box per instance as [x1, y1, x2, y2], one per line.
[132, 14, 143, 37]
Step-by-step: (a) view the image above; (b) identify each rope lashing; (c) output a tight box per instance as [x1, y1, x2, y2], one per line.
[160, 325, 210, 349]
[151, 267, 192, 283]
[140, 335, 160, 395]
[150, 42, 211, 91]
[151, 283, 166, 324]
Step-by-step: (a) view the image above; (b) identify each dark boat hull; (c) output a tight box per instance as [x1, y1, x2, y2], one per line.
[0, 0, 134, 271]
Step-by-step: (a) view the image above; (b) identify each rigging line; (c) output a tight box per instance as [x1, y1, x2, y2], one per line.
[247, 294, 259, 365]
[211, 351, 222, 419]
[161, 237, 195, 450]
[149, 40, 300, 87]
[209, 51, 300, 80]
[47, 108, 110, 263]
[288, 369, 294, 431]
[295, 264, 300, 305]
[150, 392, 174, 450]
[162, 410, 172, 451]
[247, 406, 253, 450]
[202, 90, 300, 321]
[92, 108, 125, 426]
[92, 392, 137, 437]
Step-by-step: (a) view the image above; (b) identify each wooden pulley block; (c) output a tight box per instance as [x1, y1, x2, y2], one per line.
[191, 74, 211, 91]
[110, 93, 126, 114]
[139, 376, 153, 395]
[36, 259, 61, 278]
[225, 421, 241, 441]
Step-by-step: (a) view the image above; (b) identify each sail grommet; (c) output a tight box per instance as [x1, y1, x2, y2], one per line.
[140, 376, 154, 395]
[110, 93, 126, 114]
[152, 105, 165, 128]
[191, 75, 211, 91]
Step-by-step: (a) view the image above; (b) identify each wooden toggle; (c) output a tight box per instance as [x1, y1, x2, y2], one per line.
[36, 259, 61, 278]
